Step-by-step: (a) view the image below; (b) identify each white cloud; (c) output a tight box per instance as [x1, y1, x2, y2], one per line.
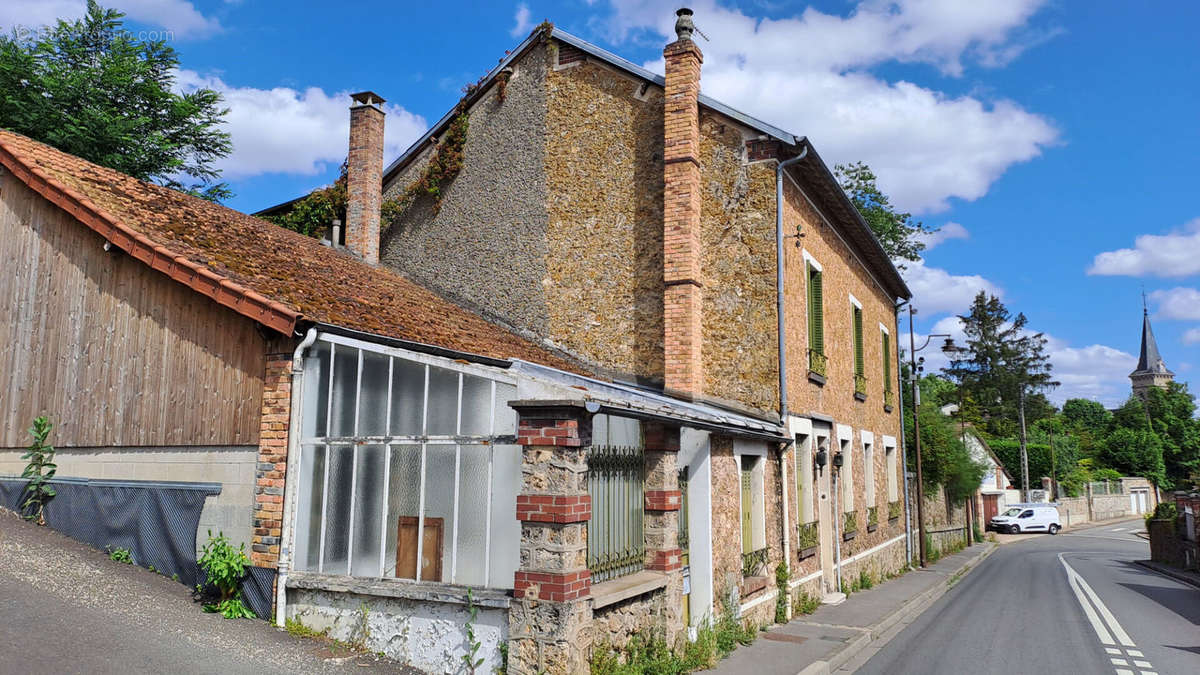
[917, 221, 969, 251]
[175, 70, 428, 178]
[900, 258, 1002, 316]
[915, 317, 1135, 407]
[1089, 218, 1200, 278]
[0, 0, 221, 38]
[599, 0, 1060, 213]
[511, 3, 533, 38]
[1183, 328, 1200, 346]
[1149, 287, 1200, 320]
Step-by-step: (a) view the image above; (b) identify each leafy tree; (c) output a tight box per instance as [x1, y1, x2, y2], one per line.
[835, 161, 936, 266]
[1100, 427, 1165, 486]
[942, 292, 1058, 437]
[0, 1, 232, 199]
[902, 373, 988, 499]
[1062, 399, 1110, 430]
[1143, 383, 1200, 488]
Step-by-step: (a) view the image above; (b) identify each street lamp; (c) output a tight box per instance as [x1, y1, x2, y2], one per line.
[941, 339, 973, 548]
[906, 305, 950, 568]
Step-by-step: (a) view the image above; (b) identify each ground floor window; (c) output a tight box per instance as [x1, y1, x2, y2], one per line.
[587, 415, 644, 584]
[292, 336, 520, 589]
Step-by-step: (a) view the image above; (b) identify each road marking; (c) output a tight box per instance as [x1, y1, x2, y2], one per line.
[1063, 533, 1145, 543]
[1059, 553, 1159, 675]
[1111, 527, 1125, 532]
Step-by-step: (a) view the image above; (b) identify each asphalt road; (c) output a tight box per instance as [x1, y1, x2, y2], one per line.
[0, 509, 414, 675]
[857, 521, 1200, 675]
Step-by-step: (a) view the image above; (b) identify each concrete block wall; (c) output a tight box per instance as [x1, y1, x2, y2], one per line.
[0, 445, 257, 553]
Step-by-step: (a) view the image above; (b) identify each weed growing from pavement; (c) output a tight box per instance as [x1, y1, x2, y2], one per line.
[21, 416, 56, 525]
[196, 530, 254, 619]
[107, 546, 134, 564]
[793, 591, 821, 615]
[286, 616, 387, 659]
[349, 602, 371, 652]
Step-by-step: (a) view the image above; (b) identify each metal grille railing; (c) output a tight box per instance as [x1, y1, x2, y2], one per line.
[809, 349, 828, 377]
[883, 389, 895, 408]
[677, 467, 689, 553]
[742, 546, 769, 578]
[797, 521, 818, 553]
[854, 374, 868, 396]
[1089, 480, 1121, 495]
[587, 445, 645, 584]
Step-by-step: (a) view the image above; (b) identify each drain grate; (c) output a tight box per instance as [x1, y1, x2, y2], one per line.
[763, 633, 808, 644]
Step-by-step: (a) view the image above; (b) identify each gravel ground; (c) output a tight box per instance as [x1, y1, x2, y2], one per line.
[0, 509, 419, 674]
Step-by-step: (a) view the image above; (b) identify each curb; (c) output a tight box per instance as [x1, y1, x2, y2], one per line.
[795, 543, 998, 675]
[1134, 560, 1200, 590]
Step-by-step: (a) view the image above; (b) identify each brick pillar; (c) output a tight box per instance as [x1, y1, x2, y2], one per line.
[643, 422, 685, 642]
[508, 403, 593, 675]
[251, 352, 291, 568]
[662, 30, 704, 400]
[346, 91, 385, 265]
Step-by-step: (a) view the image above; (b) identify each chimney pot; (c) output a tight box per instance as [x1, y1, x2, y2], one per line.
[674, 8, 695, 41]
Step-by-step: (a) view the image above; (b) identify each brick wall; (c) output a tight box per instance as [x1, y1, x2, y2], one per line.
[347, 97, 384, 264]
[251, 352, 291, 567]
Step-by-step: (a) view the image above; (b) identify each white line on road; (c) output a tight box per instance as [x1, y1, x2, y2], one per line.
[1061, 555, 1135, 646]
[1063, 533, 1145, 543]
[1058, 553, 1159, 675]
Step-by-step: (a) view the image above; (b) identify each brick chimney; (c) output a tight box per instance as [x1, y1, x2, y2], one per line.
[662, 9, 704, 399]
[346, 91, 386, 264]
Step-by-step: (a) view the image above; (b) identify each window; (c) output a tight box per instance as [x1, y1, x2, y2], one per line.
[863, 436, 875, 507]
[885, 440, 898, 502]
[806, 259, 826, 376]
[587, 415, 644, 584]
[881, 326, 894, 409]
[851, 299, 865, 396]
[737, 444, 766, 558]
[840, 437, 854, 513]
[795, 434, 814, 525]
[293, 337, 520, 589]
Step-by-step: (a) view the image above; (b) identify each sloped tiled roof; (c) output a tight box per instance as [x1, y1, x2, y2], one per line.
[0, 129, 576, 370]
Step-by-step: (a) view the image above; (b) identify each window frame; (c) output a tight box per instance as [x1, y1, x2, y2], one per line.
[294, 333, 520, 589]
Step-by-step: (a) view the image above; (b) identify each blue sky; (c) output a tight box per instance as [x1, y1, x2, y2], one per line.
[4, 0, 1198, 407]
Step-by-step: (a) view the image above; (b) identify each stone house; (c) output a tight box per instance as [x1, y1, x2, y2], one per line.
[259, 10, 913, 671]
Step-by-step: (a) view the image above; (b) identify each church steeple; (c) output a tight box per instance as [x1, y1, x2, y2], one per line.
[1130, 299, 1173, 397]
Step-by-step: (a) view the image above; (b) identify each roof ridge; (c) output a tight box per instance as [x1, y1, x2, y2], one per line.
[0, 131, 301, 335]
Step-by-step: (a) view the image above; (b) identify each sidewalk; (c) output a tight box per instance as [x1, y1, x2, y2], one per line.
[1135, 560, 1200, 589]
[706, 543, 996, 675]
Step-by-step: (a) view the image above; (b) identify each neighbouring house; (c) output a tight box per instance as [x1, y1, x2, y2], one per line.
[260, 9, 913, 670]
[960, 424, 1019, 531]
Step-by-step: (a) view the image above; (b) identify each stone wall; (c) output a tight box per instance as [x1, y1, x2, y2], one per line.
[0, 445, 257, 553]
[381, 43, 552, 339]
[1092, 493, 1129, 522]
[544, 47, 666, 384]
[1057, 496, 1090, 527]
[287, 587, 508, 674]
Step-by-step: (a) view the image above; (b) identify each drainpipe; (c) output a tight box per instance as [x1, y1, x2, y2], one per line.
[894, 301, 913, 566]
[275, 326, 319, 628]
[833, 467, 842, 593]
[775, 145, 809, 425]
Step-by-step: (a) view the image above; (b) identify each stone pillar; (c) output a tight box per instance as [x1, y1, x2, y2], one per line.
[508, 402, 594, 675]
[251, 352, 292, 568]
[643, 422, 685, 642]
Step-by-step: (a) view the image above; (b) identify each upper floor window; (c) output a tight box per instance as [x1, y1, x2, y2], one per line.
[851, 297, 865, 398]
[881, 325, 894, 410]
[806, 257, 826, 378]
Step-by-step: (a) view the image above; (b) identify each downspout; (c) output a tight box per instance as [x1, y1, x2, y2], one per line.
[779, 438, 794, 600]
[894, 301, 913, 566]
[833, 467, 842, 593]
[275, 326, 319, 628]
[776, 146, 809, 425]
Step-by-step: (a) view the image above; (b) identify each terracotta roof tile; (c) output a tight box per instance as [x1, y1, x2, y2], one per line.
[0, 129, 576, 370]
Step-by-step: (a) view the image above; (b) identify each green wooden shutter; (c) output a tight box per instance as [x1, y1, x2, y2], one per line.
[853, 306, 864, 376]
[740, 459, 753, 554]
[882, 331, 891, 390]
[808, 266, 824, 355]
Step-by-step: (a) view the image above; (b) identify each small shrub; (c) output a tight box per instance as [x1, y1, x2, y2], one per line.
[1152, 502, 1178, 521]
[21, 416, 57, 525]
[107, 546, 134, 564]
[857, 568, 874, 591]
[793, 591, 821, 615]
[973, 523, 984, 543]
[197, 530, 254, 619]
[461, 590, 483, 674]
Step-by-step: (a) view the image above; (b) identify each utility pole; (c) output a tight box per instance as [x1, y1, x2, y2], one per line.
[1049, 424, 1057, 501]
[909, 307, 928, 568]
[1018, 387, 1030, 502]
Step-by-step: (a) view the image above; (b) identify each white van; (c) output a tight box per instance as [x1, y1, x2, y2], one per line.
[988, 504, 1061, 535]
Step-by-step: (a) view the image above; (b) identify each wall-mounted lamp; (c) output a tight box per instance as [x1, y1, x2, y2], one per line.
[832, 451, 844, 469]
[814, 448, 828, 474]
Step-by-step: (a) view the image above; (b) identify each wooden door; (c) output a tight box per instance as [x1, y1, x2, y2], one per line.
[983, 494, 999, 523]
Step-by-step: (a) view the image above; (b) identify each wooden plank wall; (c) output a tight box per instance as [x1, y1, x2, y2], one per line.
[0, 173, 268, 447]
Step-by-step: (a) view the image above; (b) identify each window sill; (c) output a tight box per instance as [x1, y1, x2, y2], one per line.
[591, 570, 668, 610]
[741, 574, 769, 599]
[884, 404, 894, 414]
[842, 530, 857, 542]
[866, 524, 878, 533]
[808, 371, 826, 386]
[854, 392, 867, 402]
[285, 570, 511, 608]
[797, 546, 818, 561]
